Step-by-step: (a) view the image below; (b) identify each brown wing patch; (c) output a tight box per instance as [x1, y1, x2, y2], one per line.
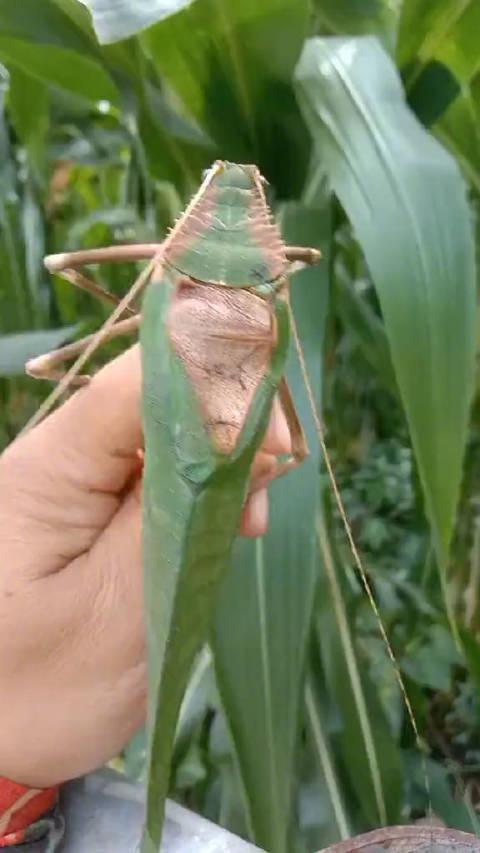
[167, 279, 275, 455]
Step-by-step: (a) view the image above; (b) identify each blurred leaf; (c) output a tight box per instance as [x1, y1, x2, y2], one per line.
[8, 68, 49, 181]
[142, 81, 212, 148]
[173, 646, 213, 764]
[123, 728, 147, 781]
[295, 37, 476, 572]
[407, 60, 460, 127]
[405, 753, 479, 832]
[457, 628, 480, 698]
[0, 39, 118, 103]
[78, 0, 196, 44]
[0, 0, 95, 53]
[435, 82, 480, 192]
[334, 275, 397, 394]
[212, 201, 329, 853]
[143, 0, 311, 197]
[137, 82, 212, 193]
[175, 742, 207, 789]
[0, 80, 32, 333]
[21, 185, 48, 319]
[401, 625, 461, 691]
[398, 0, 480, 89]
[313, 0, 395, 47]
[66, 206, 139, 246]
[315, 517, 402, 826]
[0, 326, 78, 375]
[0, 0, 118, 102]
[50, 0, 98, 35]
[304, 673, 351, 841]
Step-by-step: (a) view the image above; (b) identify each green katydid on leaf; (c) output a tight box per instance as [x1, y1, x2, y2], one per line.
[140, 161, 321, 851]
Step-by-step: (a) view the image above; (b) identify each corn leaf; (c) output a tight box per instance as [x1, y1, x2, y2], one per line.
[295, 36, 476, 568]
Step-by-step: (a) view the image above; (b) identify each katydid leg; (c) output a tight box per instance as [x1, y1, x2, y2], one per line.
[44, 243, 162, 273]
[285, 245, 321, 266]
[45, 246, 156, 315]
[252, 376, 309, 492]
[26, 316, 140, 384]
[55, 268, 136, 316]
[44, 242, 319, 276]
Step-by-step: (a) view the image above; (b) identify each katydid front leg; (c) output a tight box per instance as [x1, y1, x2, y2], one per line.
[251, 376, 309, 492]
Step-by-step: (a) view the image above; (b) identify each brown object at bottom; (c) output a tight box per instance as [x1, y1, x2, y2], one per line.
[319, 826, 480, 853]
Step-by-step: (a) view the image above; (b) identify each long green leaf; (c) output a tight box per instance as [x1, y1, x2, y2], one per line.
[143, 0, 311, 197]
[304, 673, 351, 841]
[8, 67, 48, 179]
[78, 0, 195, 44]
[315, 515, 401, 826]
[0, 0, 118, 102]
[295, 36, 476, 571]
[0, 39, 118, 104]
[0, 0, 94, 53]
[212, 201, 329, 853]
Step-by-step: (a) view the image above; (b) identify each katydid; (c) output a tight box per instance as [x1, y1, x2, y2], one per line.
[25, 161, 321, 850]
[25, 161, 431, 851]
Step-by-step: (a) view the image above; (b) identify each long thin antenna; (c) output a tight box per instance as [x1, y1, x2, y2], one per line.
[288, 299, 433, 816]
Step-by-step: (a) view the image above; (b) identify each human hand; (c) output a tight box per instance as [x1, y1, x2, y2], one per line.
[0, 346, 290, 788]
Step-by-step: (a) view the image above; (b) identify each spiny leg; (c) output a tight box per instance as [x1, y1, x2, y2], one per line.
[25, 316, 140, 385]
[27, 239, 320, 426]
[252, 376, 309, 492]
[27, 254, 140, 384]
[23, 250, 161, 433]
[26, 171, 221, 432]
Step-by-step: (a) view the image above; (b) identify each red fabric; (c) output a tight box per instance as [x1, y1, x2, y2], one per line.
[0, 778, 57, 847]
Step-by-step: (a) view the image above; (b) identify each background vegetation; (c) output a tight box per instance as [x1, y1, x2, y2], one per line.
[0, 0, 480, 850]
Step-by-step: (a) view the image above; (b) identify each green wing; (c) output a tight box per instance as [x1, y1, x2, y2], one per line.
[140, 268, 290, 852]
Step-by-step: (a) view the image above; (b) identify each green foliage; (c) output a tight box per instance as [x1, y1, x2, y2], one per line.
[79, 0, 196, 44]
[296, 35, 476, 568]
[212, 202, 328, 853]
[0, 0, 479, 849]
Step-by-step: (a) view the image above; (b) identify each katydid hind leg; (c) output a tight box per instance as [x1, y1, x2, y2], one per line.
[30, 245, 159, 387]
[252, 376, 309, 492]
[26, 316, 140, 384]
[23, 253, 161, 432]
[57, 268, 136, 317]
